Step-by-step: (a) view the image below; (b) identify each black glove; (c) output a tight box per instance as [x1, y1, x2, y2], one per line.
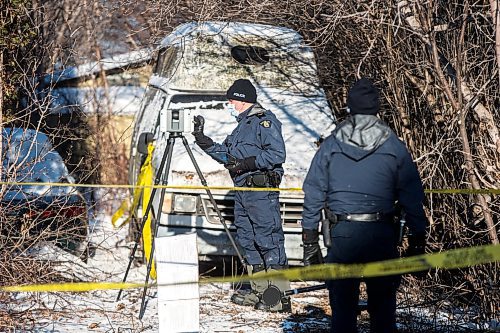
[302, 229, 323, 266]
[224, 156, 257, 175]
[192, 115, 214, 150]
[405, 233, 428, 279]
[406, 233, 426, 257]
[192, 115, 205, 136]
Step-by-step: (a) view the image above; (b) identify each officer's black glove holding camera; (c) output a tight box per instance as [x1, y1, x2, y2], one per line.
[302, 229, 324, 266]
[224, 156, 257, 175]
[192, 115, 214, 150]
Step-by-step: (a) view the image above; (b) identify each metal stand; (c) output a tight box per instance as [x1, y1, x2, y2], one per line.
[115, 132, 246, 319]
[262, 283, 328, 306]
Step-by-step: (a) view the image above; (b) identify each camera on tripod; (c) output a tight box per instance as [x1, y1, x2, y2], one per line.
[147, 83, 195, 134]
[160, 106, 194, 134]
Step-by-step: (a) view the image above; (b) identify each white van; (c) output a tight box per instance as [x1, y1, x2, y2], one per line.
[129, 21, 335, 264]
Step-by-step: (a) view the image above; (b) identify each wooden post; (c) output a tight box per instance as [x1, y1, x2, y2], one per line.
[156, 233, 199, 333]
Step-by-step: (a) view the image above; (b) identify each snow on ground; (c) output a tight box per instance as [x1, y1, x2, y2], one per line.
[8, 204, 497, 332]
[19, 208, 332, 333]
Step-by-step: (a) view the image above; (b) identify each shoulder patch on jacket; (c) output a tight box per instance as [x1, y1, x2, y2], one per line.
[260, 120, 271, 128]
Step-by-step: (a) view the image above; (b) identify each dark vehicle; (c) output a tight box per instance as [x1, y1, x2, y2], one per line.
[0, 128, 90, 260]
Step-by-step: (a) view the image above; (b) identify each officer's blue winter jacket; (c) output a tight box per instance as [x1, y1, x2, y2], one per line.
[302, 114, 428, 235]
[205, 104, 286, 186]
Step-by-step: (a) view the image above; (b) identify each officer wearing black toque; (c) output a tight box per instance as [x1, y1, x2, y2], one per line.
[301, 78, 428, 333]
[192, 79, 291, 313]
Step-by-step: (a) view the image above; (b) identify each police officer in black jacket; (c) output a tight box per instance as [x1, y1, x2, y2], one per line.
[301, 78, 428, 333]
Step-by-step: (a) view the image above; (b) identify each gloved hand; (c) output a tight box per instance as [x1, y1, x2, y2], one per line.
[192, 115, 205, 136]
[192, 115, 214, 150]
[302, 229, 323, 266]
[406, 233, 428, 279]
[224, 156, 257, 175]
[406, 233, 426, 257]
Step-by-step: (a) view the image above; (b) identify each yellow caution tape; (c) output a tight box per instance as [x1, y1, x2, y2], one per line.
[141, 144, 156, 280]
[202, 243, 500, 285]
[111, 199, 130, 228]
[111, 143, 156, 278]
[2, 244, 498, 293]
[0, 179, 499, 194]
[111, 144, 154, 228]
[1, 282, 146, 293]
[425, 188, 500, 195]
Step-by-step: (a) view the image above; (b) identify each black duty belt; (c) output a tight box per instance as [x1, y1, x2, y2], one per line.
[245, 171, 281, 188]
[335, 213, 389, 222]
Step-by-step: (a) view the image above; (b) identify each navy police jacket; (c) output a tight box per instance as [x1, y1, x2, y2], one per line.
[205, 104, 286, 186]
[302, 114, 428, 235]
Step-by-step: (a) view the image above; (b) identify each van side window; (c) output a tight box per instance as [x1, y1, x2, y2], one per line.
[230, 46, 270, 65]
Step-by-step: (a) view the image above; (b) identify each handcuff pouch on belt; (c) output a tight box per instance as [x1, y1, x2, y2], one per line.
[245, 171, 281, 188]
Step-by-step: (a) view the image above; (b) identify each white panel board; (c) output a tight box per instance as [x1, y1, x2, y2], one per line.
[156, 233, 199, 333]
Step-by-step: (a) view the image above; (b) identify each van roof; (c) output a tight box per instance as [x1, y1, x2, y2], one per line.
[158, 21, 323, 94]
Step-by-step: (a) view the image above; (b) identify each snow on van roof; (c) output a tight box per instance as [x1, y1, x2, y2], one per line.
[161, 21, 304, 47]
[157, 21, 321, 94]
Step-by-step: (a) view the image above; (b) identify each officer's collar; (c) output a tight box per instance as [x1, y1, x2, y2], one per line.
[236, 103, 266, 121]
[236, 105, 253, 121]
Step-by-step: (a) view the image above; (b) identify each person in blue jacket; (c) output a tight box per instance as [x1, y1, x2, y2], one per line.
[301, 78, 428, 333]
[192, 79, 290, 313]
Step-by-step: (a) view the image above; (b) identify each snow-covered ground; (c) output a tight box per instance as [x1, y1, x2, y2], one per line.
[5, 199, 498, 333]
[11, 205, 332, 333]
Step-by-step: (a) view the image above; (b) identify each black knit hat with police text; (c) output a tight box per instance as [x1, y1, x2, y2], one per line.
[226, 79, 257, 103]
[347, 78, 380, 115]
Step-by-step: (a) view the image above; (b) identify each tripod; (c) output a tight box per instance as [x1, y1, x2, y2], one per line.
[116, 131, 246, 319]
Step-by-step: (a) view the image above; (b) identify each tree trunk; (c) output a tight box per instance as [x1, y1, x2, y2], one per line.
[491, 0, 500, 84]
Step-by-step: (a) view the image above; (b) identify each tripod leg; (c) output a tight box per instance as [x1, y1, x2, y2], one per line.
[181, 136, 246, 267]
[116, 135, 175, 302]
[138, 135, 176, 319]
[138, 217, 162, 319]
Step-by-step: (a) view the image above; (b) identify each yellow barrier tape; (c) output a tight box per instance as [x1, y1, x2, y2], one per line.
[0, 180, 499, 194]
[111, 144, 155, 228]
[111, 199, 130, 228]
[2, 244, 498, 293]
[0, 181, 296, 192]
[424, 188, 500, 195]
[111, 144, 156, 278]
[1, 282, 146, 293]
[201, 243, 500, 285]
[141, 144, 156, 280]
